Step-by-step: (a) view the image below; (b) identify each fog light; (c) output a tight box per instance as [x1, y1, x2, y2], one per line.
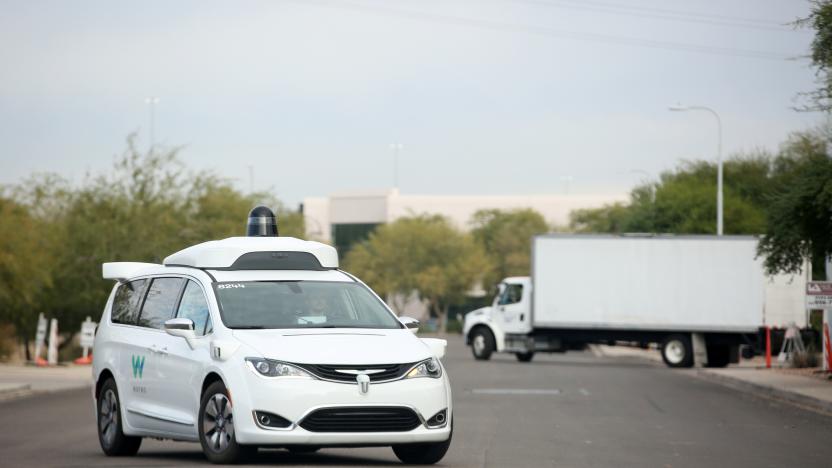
[253, 411, 292, 429]
[426, 409, 448, 428]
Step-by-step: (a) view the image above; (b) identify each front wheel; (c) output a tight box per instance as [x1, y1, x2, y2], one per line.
[97, 378, 142, 456]
[199, 381, 257, 464]
[470, 327, 495, 360]
[515, 351, 535, 362]
[392, 422, 452, 464]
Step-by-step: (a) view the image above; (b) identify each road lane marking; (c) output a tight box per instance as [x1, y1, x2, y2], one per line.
[579, 388, 590, 396]
[470, 388, 561, 395]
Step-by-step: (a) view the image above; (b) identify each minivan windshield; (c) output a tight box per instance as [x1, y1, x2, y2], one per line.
[214, 281, 403, 329]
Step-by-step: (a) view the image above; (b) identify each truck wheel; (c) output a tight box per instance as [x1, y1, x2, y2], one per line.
[515, 352, 535, 362]
[470, 327, 495, 360]
[706, 345, 731, 368]
[661, 334, 693, 368]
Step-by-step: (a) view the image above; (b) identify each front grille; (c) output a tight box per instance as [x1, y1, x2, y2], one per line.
[294, 362, 416, 383]
[299, 407, 422, 432]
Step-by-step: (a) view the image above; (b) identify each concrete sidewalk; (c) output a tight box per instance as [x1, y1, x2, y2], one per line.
[592, 344, 832, 415]
[0, 364, 92, 401]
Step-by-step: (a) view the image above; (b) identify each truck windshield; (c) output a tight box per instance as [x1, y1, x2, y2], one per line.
[214, 281, 403, 329]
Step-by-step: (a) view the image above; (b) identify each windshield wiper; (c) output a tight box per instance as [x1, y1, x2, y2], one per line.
[232, 325, 265, 329]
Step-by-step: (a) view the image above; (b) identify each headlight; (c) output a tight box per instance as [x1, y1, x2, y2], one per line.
[245, 358, 314, 378]
[405, 358, 442, 379]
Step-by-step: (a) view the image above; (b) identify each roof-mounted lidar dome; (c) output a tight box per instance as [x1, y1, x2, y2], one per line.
[247, 205, 278, 237]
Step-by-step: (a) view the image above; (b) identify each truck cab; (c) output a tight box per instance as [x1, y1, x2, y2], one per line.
[462, 277, 537, 361]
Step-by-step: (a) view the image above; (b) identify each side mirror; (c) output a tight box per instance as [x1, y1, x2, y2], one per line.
[398, 316, 420, 333]
[165, 318, 196, 348]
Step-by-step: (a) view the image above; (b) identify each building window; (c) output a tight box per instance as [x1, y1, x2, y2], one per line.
[332, 223, 380, 255]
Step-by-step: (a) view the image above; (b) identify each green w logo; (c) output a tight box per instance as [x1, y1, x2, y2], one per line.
[131, 355, 145, 379]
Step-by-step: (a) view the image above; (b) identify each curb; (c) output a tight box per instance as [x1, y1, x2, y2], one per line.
[695, 370, 832, 417]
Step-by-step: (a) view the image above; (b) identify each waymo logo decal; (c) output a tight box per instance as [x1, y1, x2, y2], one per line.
[131, 355, 146, 379]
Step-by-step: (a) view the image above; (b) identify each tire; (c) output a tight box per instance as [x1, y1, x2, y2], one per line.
[198, 381, 257, 464]
[661, 334, 693, 368]
[392, 421, 452, 464]
[515, 352, 535, 362]
[97, 378, 142, 456]
[706, 345, 731, 368]
[470, 327, 495, 360]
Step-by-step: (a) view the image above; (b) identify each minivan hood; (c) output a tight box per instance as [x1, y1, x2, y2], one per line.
[231, 328, 432, 365]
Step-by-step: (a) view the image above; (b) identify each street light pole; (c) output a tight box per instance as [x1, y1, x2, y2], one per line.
[669, 104, 723, 235]
[145, 96, 160, 151]
[389, 143, 403, 189]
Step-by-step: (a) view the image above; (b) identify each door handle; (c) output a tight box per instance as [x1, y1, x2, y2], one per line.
[149, 345, 168, 356]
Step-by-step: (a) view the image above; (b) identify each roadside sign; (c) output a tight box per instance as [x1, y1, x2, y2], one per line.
[806, 282, 832, 309]
[80, 317, 96, 349]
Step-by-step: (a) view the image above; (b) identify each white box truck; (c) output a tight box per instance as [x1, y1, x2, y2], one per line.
[462, 235, 807, 368]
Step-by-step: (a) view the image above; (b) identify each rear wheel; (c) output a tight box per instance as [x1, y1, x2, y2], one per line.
[515, 351, 535, 362]
[706, 345, 731, 368]
[199, 381, 257, 464]
[97, 378, 142, 456]
[392, 422, 452, 464]
[661, 334, 693, 368]
[470, 327, 495, 360]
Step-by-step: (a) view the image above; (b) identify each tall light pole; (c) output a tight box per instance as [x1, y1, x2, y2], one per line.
[145, 96, 160, 151]
[389, 143, 403, 189]
[669, 103, 723, 235]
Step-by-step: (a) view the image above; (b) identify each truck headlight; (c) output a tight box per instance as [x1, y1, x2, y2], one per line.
[405, 358, 442, 379]
[245, 358, 313, 378]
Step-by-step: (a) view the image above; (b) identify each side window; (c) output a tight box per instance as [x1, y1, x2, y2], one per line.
[498, 284, 523, 305]
[111, 279, 148, 325]
[137, 278, 185, 330]
[177, 280, 212, 336]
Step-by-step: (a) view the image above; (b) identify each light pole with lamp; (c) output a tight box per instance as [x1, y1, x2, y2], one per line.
[669, 103, 723, 235]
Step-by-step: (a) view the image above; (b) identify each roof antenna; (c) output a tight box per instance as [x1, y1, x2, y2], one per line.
[246, 205, 278, 237]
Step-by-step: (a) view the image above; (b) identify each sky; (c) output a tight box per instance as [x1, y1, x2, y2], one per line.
[0, 0, 823, 207]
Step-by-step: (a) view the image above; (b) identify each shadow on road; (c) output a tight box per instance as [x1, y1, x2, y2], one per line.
[132, 449, 396, 466]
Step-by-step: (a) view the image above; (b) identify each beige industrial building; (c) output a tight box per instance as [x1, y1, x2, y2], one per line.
[302, 189, 627, 252]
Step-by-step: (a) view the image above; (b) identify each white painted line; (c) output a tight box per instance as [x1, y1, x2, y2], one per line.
[579, 388, 590, 396]
[471, 388, 561, 395]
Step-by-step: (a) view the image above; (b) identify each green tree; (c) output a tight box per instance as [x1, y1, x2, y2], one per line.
[0, 196, 53, 358]
[5, 136, 305, 356]
[470, 208, 550, 287]
[797, 0, 832, 111]
[570, 157, 770, 235]
[344, 215, 490, 333]
[758, 129, 832, 278]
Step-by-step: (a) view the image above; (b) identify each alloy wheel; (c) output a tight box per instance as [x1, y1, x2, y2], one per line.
[203, 393, 234, 453]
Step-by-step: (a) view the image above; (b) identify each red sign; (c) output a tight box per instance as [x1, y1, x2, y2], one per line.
[807, 282, 832, 295]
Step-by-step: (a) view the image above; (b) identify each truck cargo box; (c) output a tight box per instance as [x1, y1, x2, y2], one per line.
[531, 235, 764, 333]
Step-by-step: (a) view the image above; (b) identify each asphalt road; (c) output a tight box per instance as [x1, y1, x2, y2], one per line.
[2, 337, 831, 468]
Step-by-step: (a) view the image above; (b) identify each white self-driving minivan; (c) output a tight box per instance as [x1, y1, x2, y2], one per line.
[92, 208, 452, 464]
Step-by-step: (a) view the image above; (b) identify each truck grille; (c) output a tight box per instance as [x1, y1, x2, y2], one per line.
[293, 362, 416, 383]
[299, 407, 422, 432]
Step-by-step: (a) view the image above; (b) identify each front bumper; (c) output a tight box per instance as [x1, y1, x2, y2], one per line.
[229, 367, 452, 445]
